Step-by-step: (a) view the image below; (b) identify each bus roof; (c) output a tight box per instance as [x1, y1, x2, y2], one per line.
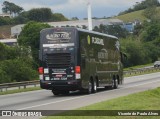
[40, 27, 118, 40]
[77, 28, 118, 40]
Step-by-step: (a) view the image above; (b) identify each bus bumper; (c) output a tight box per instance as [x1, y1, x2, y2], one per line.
[40, 80, 82, 91]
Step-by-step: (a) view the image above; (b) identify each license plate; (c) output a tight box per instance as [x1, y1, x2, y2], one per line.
[56, 74, 62, 77]
[53, 78, 60, 80]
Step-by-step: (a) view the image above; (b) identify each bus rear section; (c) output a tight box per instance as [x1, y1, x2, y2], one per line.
[39, 28, 82, 95]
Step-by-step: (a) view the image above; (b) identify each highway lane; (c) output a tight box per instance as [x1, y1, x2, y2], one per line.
[0, 72, 160, 111]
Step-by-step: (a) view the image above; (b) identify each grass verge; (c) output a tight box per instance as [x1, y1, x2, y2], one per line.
[44, 87, 160, 119]
[0, 86, 41, 95]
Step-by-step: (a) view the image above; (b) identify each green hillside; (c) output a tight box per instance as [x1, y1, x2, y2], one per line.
[115, 7, 160, 22]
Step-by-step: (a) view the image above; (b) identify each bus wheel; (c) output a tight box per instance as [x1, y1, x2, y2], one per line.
[62, 91, 69, 95]
[52, 90, 59, 95]
[113, 79, 118, 89]
[88, 81, 92, 94]
[93, 80, 97, 93]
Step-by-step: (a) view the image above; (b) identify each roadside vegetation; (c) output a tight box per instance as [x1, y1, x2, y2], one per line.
[44, 87, 160, 118]
[0, 43, 38, 83]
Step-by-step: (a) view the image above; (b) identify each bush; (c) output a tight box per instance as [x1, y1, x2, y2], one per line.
[120, 38, 151, 67]
[0, 43, 38, 83]
[0, 59, 38, 83]
[0, 68, 11, 83]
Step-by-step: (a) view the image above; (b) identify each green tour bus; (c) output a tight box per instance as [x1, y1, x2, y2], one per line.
[39, 27, 124, 95]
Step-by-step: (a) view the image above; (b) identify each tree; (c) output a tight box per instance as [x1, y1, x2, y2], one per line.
[52, 13, 68, 21]
[0, 43, 38, 83]
[18, 21, 51, 64]
[120, 38, 150, 67]
[13, 12, 29, 24]
[0, 43, 32, 61]
[2, 1, 23, 16]
[93, 24, 129, 38]
[144, 42, 160, 62]
[0, 58, 38, 83]
[27, 8, 53, 22]
[143, 6, 158, 20]
[141, 21, 160, 42]
[71, 17, 79, 20]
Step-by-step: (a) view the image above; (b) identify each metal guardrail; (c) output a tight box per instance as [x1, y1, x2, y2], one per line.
[0, 67, 160, 92]
[124, 67, 160, 76]
[0, 80, 39, 92]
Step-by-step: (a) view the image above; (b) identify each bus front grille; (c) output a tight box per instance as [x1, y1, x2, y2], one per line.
[46, 53, 71, 68]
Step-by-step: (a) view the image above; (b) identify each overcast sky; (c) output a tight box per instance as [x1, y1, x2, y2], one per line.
[0, 0, 158, 19]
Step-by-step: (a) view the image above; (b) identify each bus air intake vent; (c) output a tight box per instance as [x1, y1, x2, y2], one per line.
[46, 53, 71, 68]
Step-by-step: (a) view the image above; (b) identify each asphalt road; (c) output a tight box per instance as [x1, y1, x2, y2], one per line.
[0, 72, 160, 116]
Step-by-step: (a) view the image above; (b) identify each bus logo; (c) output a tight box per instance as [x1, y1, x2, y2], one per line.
[46, 32, 71, 40]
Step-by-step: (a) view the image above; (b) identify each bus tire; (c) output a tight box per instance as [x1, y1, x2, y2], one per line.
[93, 80, 97, 93]
[113, 79, 118, 89]
[88, 80, 92, 94]
[52, 90, 60, 95]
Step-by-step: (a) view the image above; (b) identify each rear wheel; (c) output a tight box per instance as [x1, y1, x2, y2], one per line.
[88, 81, 92, 94]
[62, 91, 69, 95]
[113, 79, 118, 89]
[93, 80, 97, 93]
[52, 90, 60, 95]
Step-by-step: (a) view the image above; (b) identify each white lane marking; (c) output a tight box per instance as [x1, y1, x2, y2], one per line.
[17, 79, 160, 110]
[17, 95, 87, 110]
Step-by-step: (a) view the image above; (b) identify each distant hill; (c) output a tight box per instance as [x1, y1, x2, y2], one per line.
[114, 7, 160, 22]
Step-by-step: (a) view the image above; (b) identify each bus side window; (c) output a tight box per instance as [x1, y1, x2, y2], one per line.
[81, 55, 86, 69]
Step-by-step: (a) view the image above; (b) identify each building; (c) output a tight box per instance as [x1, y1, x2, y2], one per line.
[123, 22, 134, 33]
[0, 39, 17, 46]
[11, 19, 123, 38]
[0, 13, 11, 18]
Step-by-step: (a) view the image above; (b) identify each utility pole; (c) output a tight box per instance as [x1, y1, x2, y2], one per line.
[87, 0, 92, 31]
